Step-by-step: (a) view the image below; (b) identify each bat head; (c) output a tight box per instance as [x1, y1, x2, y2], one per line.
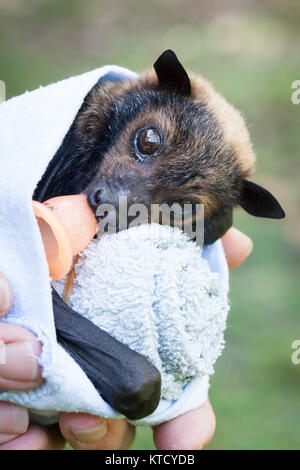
[35, 50, 285, 244]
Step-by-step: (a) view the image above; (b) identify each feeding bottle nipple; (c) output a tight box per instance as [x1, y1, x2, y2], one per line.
[32, 194, 98, 280]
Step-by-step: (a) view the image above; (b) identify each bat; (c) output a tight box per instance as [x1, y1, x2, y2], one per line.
[33, 50, 285, 419]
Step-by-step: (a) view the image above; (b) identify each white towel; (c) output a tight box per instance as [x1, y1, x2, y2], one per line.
[0, 66, 229, 426]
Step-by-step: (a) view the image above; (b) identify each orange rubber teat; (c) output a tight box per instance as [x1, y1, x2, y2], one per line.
[32, 194, 98, 280]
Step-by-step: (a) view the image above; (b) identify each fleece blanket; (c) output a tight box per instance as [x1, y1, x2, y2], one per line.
[0, 65, 229, 426]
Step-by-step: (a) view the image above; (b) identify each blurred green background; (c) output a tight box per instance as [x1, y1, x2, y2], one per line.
[1, 0, 299, 450]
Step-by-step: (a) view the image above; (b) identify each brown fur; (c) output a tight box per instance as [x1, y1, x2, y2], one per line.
[74, 69, 253, 226]
[76, 70, 256, 182]
[188, 72, 256, 177]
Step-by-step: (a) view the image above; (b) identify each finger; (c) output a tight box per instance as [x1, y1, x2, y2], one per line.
[153, 399, 216, 450]
[59, 413, 135, 450]
[222, 227, 253, 270]
[0, 433, 19, 445]
[0, 424, 65, 450]
[0, 402, 29, 435]
[0, 273, 13, 317]
[0, 324, 43, 390]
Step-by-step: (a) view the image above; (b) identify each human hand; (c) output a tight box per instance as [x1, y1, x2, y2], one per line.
[0, 273, 64, 449]
[0, 227, 253, 450]
[151, 227, 253, 450]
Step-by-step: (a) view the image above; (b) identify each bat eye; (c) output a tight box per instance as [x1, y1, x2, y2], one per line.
[134, 126, 163, 160]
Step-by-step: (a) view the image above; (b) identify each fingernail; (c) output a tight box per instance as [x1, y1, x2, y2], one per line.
[71, 421, 108, 443]
[11, 406, 29, 434]
[0, 404, 29, 434]
[0, 341, 39, 381]
[0, 274, 12, 314]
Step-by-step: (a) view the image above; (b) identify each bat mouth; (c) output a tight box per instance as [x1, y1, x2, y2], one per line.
[96, 210, 109, 223]
[96, 209, 148, 235]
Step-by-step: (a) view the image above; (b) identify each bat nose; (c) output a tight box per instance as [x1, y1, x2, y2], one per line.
[87, 187, 104, 211]
[87, 171, 149, 216]
[87, 184, 126, 213]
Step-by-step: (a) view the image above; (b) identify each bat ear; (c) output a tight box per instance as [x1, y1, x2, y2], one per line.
[153, 50, 191, 96]
[239, 180, 285, 219]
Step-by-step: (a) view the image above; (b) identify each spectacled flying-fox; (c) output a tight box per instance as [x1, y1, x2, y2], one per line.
[34, 50, 285, 420]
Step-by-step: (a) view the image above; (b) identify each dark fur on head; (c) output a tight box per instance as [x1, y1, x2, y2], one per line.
[35, 50, 284, 244]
